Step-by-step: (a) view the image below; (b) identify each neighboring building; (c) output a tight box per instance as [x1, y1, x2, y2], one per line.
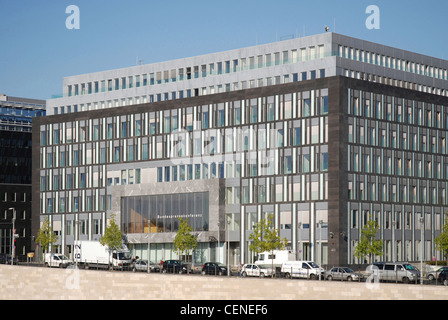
[0, 94, 45, 261]
[34, 33, 448, 266]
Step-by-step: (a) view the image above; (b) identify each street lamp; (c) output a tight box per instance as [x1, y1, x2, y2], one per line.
[392, 219, 396, 263]
[297, 222, 302, 260]
[227, 219, 230, 277]
[419, 215, 424, 285]
[217, 221, 220, 264]
[8, 208, 16, 266]
[318, 220, 323, 280]
[145, 234, 151, 273]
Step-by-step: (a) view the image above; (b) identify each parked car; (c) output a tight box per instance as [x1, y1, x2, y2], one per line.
[133, 259, 160, 273]
[0, 254, 12, 264]
[162, 260, 188, 274]
[241, 264, 274, 278]
[326, 267, 364, 281]
[202, 262, 228, 276]
[437, 270, 448, 286]
[427, 266, 448, 281]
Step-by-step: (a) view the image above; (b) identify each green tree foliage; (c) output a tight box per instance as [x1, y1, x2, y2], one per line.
[36, 217, 59, 259]
[435, 214, 448, 266]
[99, 214, 123, 250]
[248, 214, 288, 276]
[354, 218, 383, 264]
[99, 214, 123, 269]
[173, 218, 198, 267]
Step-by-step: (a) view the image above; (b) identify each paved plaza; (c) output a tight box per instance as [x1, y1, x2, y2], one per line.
[0, 265, 446, 300]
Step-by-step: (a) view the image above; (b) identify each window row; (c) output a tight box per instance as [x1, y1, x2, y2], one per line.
[348, 146, 448, 180]
[339, 45, 448, 81]
[1, 191, 29, 203]
[348, 177, 448, 205]
[55, 69, 327, 115]
[349, 90, 448, 129]
[45, 91, 329, 146]
[1, 209, 29, 220]
[238, 206, 328, 231]
[41, 192, 111, 214]
[344, 69, 448, 97]
[64, 218, 104, 237]
[66, 45, 326, 97]
[156, 149, 328, 184]
[348, 122, 448, 155]
[350, 209, 446, 231]
[41, 119, 328, 170]
[225, 174, 328, 205]
[40, 167, 141, 192]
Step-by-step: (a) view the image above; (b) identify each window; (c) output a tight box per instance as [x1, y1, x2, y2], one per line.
[303, 98, 311, 117]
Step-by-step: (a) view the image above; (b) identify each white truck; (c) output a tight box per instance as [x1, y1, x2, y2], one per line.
[281, 261, 326, 280]
[74, 240, 132, 270]
[44, 253, 72, 268]
[254, 250, 295, 274]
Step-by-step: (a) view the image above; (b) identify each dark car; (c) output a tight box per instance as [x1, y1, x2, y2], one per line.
[427, 266, 448, 281]
[162, 260, 188, 274]
[202, 262, 228, 276]
[437, 270, 448, 286]
[0, 254, 12, 264]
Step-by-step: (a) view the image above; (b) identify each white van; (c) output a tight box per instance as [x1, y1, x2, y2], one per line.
[281, 261, 325, 280]
[255, 250, 295, 265]
[369, 262, 420, 284]
[44, 253, 72, 268]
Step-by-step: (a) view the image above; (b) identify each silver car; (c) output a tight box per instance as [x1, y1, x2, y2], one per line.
[426, 266, 448, 281]
[326, 267, 364, 281]
[132, 259, 160, 272]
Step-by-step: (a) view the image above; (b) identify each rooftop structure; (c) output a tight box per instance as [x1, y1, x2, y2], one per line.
[47, 33, 448, 116]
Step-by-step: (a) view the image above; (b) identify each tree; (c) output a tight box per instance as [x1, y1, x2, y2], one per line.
[248, 214, 288, 277]
[354, 218, 383, 264]
[99, 214, 123, 270]
[36, 217, 59, 260]
[173, 217, 198, 272]
[435, 214, 448, 266]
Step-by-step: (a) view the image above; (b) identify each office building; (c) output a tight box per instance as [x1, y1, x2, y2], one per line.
[1, 94, 45, 261]
[34, 33, 448, 266]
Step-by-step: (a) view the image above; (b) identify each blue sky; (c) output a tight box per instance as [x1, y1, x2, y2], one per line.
[1, 0, 447, 100]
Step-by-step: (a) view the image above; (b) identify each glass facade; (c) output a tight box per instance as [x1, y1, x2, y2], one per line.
[37, 82, 331, 264]
[121, 192, 209, 234]
[35, 74, 448, 265]
[347, 88, 448, 263]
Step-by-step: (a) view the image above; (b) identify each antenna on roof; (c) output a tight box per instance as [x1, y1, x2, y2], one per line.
[136, 53, 142, 66]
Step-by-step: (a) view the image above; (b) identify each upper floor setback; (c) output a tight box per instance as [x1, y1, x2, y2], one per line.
[46, 33, 448, 116]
